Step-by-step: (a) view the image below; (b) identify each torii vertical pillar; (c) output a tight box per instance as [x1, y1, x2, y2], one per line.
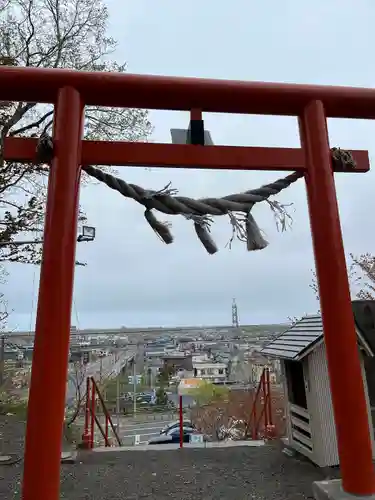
[22, 87, 83, 500]
[300, 100, 375, 496]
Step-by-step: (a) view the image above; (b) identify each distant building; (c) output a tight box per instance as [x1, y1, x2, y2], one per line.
[163, 353, 193, 372]
[144, 347, 165, 361]
[192, 353, 209, 363]
[192, 360, 228, 383]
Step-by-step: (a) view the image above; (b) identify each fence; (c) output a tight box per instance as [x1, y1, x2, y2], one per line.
[190, 369, 286, 442]
[82, 377, 122, 449]
[79, 372, 287, 447]
[120, 403, 185, 447]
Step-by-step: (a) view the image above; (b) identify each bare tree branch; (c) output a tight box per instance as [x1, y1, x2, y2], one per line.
[350, 253, 375, 300]
[310, 253, 375, 305]
[0, 0, 153, 266]
[10, 109, 54, 136]
[65, 360, 87, 426]
[0, 265, 10, 329]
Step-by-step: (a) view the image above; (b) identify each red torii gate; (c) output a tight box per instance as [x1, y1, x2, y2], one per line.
[1, 66, 375, 499]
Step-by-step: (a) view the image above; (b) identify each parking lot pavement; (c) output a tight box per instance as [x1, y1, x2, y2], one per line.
[121, 420, 173, 445]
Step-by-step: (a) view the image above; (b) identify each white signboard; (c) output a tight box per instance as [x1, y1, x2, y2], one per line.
[189, 433, 204, 444]
[134, 434, 140, 445]
[128, 375, 142, 385]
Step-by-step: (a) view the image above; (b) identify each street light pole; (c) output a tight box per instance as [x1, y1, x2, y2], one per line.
[133, 361, 136, 416]
[0, 336, 5, 387]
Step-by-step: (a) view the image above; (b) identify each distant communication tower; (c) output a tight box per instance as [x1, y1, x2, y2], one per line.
[232, 298, 239, 328]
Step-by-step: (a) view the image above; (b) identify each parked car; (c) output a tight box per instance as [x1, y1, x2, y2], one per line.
[160, 420, 193, 435]
[149, 427, 196, 445]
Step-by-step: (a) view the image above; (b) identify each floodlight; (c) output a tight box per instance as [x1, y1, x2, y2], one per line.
[77, 225, 96, 242]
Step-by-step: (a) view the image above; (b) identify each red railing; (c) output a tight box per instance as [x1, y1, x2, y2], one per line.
[82, 376, 122, 449]
[250, 367, 274, 440]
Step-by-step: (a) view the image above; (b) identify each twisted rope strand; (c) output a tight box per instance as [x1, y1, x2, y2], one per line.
[35, 134, 355, 254]
[83, 164, 303, 216]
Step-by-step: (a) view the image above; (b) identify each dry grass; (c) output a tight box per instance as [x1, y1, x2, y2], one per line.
[190, 383, 286, 441]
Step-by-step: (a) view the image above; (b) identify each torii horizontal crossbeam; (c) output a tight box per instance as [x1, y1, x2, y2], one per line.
[1, 66, 375, 118]
[3, 137, 370, 172]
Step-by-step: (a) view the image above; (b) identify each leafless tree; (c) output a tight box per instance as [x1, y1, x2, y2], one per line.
[191, 390, 269, 441]
[349, 253, 375, 300]
[309, 270, 320, 303]
[228, 358, 253, 384]
[0, 265, 9, 329]
[65, 359, 87, 426]
[191, 403, 229, 441]
[0, 0, 152, 265]
[310, 253, 375, 303]
[287, 314, 309, 323]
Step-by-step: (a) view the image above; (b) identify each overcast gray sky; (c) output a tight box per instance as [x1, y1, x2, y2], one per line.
[4, 0, 375, 330]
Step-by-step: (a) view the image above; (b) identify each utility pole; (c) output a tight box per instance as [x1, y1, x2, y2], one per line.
[133, 361, 137, 415]
[232, 298, 239, 329]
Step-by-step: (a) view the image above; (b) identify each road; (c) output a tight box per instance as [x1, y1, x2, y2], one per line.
[66, 349, 136, 407]
[121, 419, 174, 446]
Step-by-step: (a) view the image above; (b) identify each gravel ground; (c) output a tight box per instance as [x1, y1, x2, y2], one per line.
[0, 416, 326, 500]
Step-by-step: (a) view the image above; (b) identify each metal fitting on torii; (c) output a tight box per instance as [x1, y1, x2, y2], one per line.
[170, 109, 214, 146]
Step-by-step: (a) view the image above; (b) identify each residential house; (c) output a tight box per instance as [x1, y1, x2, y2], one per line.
[163, 353, 193, 372]
[193, 360, 228, 382]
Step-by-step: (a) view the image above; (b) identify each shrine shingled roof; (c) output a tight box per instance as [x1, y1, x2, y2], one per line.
[260, 314, 373, 361]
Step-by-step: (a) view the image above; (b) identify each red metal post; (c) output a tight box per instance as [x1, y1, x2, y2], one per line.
[300, 100, 375, 496]
[105, 416, 109, 446]
[90, 380, 96, 449]
[82, 377, 91, 447]
[261, 373, 268, 428]
[251, 372, 263, 440]
[179, 395, 183, 449]
[22, 87, 84, 500]
[85, 377, 90, 434]
[266, 368, 272, 427]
